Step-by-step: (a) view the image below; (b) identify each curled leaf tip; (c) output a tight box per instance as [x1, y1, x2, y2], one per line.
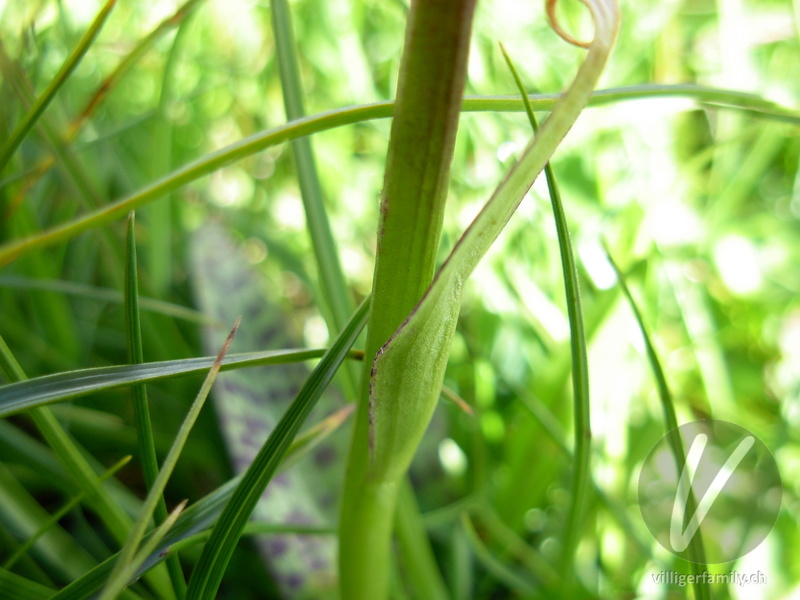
[546, 0, 592, 49]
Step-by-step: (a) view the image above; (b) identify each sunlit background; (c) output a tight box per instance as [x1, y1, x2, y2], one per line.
[1, 0, 798, 598]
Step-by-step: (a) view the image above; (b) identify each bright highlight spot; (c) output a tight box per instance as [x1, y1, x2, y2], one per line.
[304, 314, 329, 347]
[714, 235, 763, 295]
[438, 438, 468, 477]
[579, 240, 617, 290]
[646, 202, 703, 247]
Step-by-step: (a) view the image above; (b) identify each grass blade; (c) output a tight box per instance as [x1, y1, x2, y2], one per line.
[0, 84, 794, 267]
[499, 44, 591, 594]
[605, 249, 710, 600]
[2, 455, 129, 571]
[0, 348, 363, 418]
[48, 408, 348, 600]
[0, 568, 55, 600]
[0, 275, 215, 324]
[98, 500, 188, 600]
[460, 514, 536, 597]
[0, 0, 117, 173]
[0, 334, 175, 599]
[69, 0, 205, 139]
[99, 319, 239, 599]
[124, 212, 187, 598]
[184, 297, 369, 600]
[0, 462, 96, 581]
[270, 0, 355, 366]
[395, 480, 451, 600]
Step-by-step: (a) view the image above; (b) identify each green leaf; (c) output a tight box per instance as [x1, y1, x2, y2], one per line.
[605, 249, 710, 599]
[0, 568, 55, 600]
[0, 348, 361, 418]
[271, 0, 356, 379]
[99, 319, 238, 599]
[368, 0, 618, 485]
[124, 212, 187, 598]
[0, 0, 117, 173]
[2, 455, 129, 571]
[184, 297, 369, 600]
[499, 42, 592, 594]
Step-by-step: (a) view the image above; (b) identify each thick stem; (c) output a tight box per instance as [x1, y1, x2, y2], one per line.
[339, 0, 477, 598]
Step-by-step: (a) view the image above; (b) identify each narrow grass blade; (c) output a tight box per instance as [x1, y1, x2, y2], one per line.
[0, 568, 55, 600]
[475, 505, 560, 590]
[0, 0, 117, 173]
[395, 480, 451, 600]
[99, 319, 239, 599]
[0, 275, 215, 324]
[2, 455, 130, 571]
[499, 43, 591, 593]
[0, 348, 363, 418]
[270, 0, 356, 373]
[48, 478, 246, 600]
[460, 514, 537, 597]
[0, 84, 793, 267]
[0, 23, 105, 214]
[98, 500, 188, 600]
[47, 498, 332, 600]
[47, 410, 348, 600]
[0, 334, 26, 382]
[276, 404, 354, 473]
[441, 385, 474, 416]
[0, 334, 175, 599]
[125, 212, 160, 497]
[68, 0, 205, 139]
[605, 249, 710, 599]
[0, 462, 97, 581]
[184, 297, 369, 600]
[9, 0, 205, 207]
[124, 212, 186, 598]
[511, 382, 655, 562]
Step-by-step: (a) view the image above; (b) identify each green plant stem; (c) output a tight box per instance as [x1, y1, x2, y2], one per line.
[395, 479, 450, 600]
[270, 0, 352, 336]
[339, 1, 477, 598]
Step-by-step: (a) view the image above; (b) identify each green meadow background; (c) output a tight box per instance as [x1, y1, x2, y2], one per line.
[1, 0, 798, 598]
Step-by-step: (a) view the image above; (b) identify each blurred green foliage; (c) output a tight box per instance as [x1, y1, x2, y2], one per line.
[0, 0, 798, 598]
